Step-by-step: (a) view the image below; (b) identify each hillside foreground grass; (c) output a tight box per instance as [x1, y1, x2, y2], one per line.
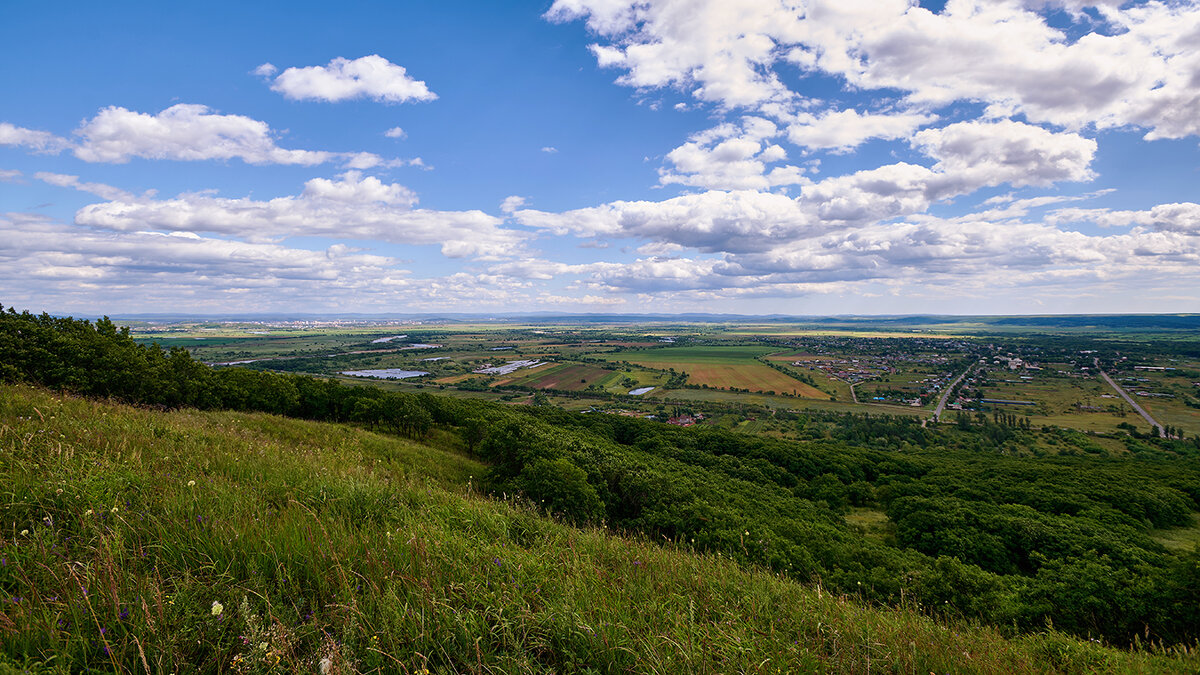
[2, 384, 1197, 674]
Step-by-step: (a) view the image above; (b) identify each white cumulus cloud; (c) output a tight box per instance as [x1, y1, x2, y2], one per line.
[550, 0, 1200, 140]
[0, 122, 70, 153]
[267, 55, 437, 103]
[784, 108, 938, 153]
[73, 104, 335, 165]
[912, 120, 1097, 190]
[658, 117, 805, 190]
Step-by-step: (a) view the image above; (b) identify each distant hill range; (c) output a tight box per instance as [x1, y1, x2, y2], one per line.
[94, 311, 1200, 330]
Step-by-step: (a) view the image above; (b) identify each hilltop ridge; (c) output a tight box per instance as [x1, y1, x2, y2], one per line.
[3, 384, 1196, 673]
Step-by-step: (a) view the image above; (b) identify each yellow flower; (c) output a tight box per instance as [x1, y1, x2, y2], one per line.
[111, 506, 119, 513]
[211, 600, 223, 616]
[20, 529, 29, 536]
[188, 480, 196, 487]
[85, 509, 93, 516]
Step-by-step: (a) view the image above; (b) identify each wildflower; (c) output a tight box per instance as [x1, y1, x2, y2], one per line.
[211, 600, 223, 616]
[319, 657, 332, 674]
[111, 506, 119, 514]
[55, 488, 63, 495]
[259, 642, 268, 650]
[187, 480, 196, 487]
[85, 510, 93, 516]
[19, 529, 28, 537]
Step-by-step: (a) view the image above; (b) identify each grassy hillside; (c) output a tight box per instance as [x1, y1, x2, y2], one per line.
[2, 385, 1196, 673]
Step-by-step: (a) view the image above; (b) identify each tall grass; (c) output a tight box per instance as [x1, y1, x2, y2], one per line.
[1, 384, 1195, 673]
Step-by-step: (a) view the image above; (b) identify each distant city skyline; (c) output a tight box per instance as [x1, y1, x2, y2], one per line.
[3, 1, 1200, 316]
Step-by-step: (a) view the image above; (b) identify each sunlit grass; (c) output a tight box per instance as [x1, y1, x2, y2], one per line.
[2, 384, 1196, 673]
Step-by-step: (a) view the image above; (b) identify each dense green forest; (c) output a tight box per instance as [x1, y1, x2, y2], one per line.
[3, 305, 1199, 649]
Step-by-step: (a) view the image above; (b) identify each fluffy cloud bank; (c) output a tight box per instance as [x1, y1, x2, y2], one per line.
[549, 0, 1200, 140]
[0, 213, 540, 313]
[488, 214, 1200, 303]
[520, 120, 1096, 252]
[1049, 202, 1200, 234]
[73, 171, 524, 258]
[75, 104, 389, 167]
[2, 105, 399, 168]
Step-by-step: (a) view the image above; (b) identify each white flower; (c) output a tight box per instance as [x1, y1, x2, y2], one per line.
[20, 529, 29, 536]
[84, 509, 93, 516]
[187, 480, 196, 487]
[211, 600, 223, 616]
[111, 506, 119, 513]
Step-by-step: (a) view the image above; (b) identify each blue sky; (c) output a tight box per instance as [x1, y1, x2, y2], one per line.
[3, 0, 1199, 316]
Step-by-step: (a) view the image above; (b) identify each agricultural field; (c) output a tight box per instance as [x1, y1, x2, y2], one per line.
[964, 366, 1134, 433]
[499, 363, 615, 391]
[601, 345, 825, 397]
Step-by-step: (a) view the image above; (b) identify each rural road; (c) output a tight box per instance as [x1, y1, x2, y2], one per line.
[1094, 358, 1164, 437]
[932, 367, 971, 422]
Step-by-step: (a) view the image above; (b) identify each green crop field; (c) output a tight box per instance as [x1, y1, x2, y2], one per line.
[607, 345, 778, 363]
[603, 346, 823, 396]
[503, 363, 617, 391]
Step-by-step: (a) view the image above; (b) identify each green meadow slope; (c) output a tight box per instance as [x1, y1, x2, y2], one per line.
[2, 384, 1197, 674]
